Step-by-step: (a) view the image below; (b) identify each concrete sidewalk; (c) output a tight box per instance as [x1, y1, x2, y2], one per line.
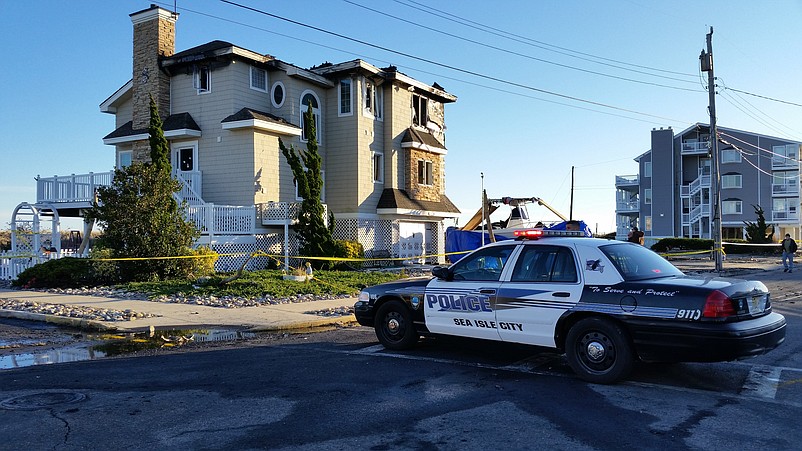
[0, 289, 357, 332]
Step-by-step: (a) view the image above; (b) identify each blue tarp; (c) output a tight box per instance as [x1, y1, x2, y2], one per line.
[445, 220, 593, 263]
[445, 228, 511, 263]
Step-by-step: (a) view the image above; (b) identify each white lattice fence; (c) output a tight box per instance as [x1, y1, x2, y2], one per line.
[208, 233, 302, 272]
[332, 219, 395, 258]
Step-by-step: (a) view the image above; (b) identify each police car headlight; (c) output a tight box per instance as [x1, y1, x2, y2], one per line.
[358, 291, 370, 303]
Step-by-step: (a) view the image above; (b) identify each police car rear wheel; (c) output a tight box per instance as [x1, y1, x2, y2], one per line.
[566, 318, 634, 384]
[375, 301, 418, 350]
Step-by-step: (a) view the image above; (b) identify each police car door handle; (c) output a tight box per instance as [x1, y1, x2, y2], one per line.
[552, 292, 570, 297]
[479, 288, 496, 295]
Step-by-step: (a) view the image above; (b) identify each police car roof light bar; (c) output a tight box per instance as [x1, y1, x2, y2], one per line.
[514, 229, 586, 240]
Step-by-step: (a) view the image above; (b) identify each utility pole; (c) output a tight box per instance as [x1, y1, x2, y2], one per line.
[569, 166, 575, 221]
[700, 27, 723, 272]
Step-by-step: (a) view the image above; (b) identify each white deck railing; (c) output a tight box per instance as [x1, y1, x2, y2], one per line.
[36, 172, 114, 203]
[260, 201, 328, 226]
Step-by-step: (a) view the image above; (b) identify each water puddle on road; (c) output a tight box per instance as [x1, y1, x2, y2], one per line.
[0, 328, 257, 370]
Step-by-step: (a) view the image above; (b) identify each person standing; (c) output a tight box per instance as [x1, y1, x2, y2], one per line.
[781, 233, 797, 273]
[627, 226, 644, 245]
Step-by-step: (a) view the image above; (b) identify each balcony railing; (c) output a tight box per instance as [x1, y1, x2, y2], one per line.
[772, 210, 800, 222]
[260, 201, 328, 226]
[772, 184, 800, 196]
[683, 204, 710, 225]
[186, 204, 256, 235]
[615, 175, 638, 186]
[36, 172, 114, 203]
[616, 200, 639, 212]
[772, 156, 799, 169]
[681, 140, 709, 155]
[686, 175, 711, 197]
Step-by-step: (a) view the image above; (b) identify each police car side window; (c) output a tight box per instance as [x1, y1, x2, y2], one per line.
[511, 246, 577, 283]
[452, 246, 514, 281]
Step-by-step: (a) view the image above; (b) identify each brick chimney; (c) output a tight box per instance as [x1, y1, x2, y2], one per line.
[130, 5, 177, 161]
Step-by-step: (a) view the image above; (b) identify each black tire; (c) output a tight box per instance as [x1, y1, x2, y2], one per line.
[374, 300, 419, 350]
[565, 317, 634, 384]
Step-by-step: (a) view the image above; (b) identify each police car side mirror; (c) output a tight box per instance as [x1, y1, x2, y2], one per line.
[432, 266, 452, 281]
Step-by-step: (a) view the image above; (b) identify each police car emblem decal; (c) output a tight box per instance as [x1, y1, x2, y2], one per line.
[411, 296, 420, 309]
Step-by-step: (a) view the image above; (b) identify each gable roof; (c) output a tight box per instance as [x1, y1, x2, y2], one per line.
[377, 189, 460, 217]
[401, 128, 447, 154]
[221, 108, 302, 136]
[102, 112, 201, 144]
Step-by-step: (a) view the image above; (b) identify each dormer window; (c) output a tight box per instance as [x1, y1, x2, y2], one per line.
[193, 65, 211, 94]
[412, 94, 428, 127]
[250, 66, 267, 92]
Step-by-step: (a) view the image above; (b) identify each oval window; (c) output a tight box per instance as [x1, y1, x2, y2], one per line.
[271, 82, 285, 108]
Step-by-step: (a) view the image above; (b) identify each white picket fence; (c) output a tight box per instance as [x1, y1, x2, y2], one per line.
[0, 250, 84, 281]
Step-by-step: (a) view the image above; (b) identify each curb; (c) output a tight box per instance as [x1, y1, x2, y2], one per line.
[247, 315, 358, 332]
[0, 309, 119, 331]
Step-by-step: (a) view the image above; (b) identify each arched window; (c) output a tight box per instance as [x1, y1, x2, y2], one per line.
[300, 90, 321, 143]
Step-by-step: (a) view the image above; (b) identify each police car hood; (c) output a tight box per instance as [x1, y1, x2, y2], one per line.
[366, 277, 431, 294]
[629, 274, 767, 295]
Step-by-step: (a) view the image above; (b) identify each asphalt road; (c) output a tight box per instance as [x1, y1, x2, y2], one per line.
[1, 263, 801, 449]
[1, 306, 801, 450]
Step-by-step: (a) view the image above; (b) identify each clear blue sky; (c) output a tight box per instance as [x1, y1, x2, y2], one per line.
[1, 0, 801, 234]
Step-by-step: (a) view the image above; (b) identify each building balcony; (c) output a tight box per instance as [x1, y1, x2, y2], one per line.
[772, 156, 799, 170]
[682, 175, 711, 198]
[681, 140, 709, 155]
[772, 210, 800, 223]
[36, 171, 114, 206]
[615, 175, 638, 188]
[616, 200, 639, 213]
[772, 183, 800, 197]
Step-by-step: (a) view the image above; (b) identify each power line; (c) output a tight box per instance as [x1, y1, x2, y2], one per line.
[342, 0, 701, 91]
[723, 86, 802, 108]
[392, 0, 698, 78]
[219, 0, 692, 124]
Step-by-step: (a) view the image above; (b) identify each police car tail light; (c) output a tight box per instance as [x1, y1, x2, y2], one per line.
[702, 290, 736, 318]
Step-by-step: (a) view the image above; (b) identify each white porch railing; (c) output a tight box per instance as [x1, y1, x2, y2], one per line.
[686, 174, 711, 197]
[186, 204, 256, 235]
[0, 250, 86, 281]
[772, 156, 799, 169]
[36, 172, 114, 203]
[260, 201, 328, 226]
[175, 171, 203, 205]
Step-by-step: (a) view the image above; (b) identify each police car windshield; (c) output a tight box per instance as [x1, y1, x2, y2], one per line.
[599, 243, 684, 281]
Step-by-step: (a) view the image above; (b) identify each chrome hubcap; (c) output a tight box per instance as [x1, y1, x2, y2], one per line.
[586, 341, 606, 362]
[387, 318, 400, 333]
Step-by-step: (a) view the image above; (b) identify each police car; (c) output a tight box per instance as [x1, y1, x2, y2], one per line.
[354, 229, 787, 384]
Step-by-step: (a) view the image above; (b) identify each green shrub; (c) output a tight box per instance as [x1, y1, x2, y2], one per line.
[12, 258, 95, 288]
[331, 239, 364, 269]
[174, 246, 218, 279]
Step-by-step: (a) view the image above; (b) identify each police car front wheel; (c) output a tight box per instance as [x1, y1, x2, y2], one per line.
[565, 317, 634, 384]
[375, 300, 419, 350]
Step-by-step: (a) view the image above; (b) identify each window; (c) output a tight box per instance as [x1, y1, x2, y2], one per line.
[250, 66, 267, 92]
[300, 90, 321, 143]
[451, 245, 515, 281]
[417, 159, 433, 186]
[193, 65, 211, 94]
[644, 188, 652, 205]
[372, 151, 383, 183]
[339, 79, 352, 116]
[644, 216, 652, 231]
[511, 245, 578, 283]
[722, 200, 743, 215]
[600, 243, 683, 281]
[412, 94, 428, 127]
[721, 149, 742, 163]
[117, 150, 132, 169]
[362, 80, 383, 120]
[174, 146, 195, 172]
[721, 173, 742, 189]
[271, 82, 285, 108]
[644, 161, 652, 178]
